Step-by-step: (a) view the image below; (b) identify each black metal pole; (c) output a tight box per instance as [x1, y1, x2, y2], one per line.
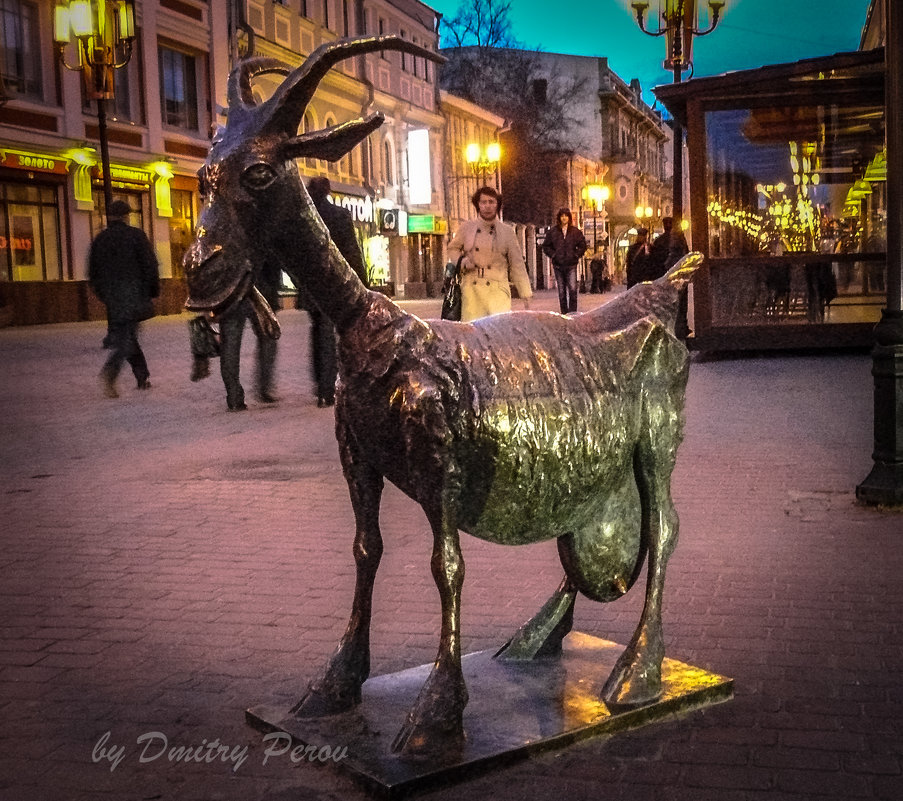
[672, 63, 683, 222]
[96, 96, 114, 217]
[856, 0, 903, 505]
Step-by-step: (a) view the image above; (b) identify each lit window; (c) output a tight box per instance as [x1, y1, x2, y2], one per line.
[159, 46, 199, 131]
[0, 0, 42, 99]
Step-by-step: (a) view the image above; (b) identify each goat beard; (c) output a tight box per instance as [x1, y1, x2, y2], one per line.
[247, 285, 281, 340]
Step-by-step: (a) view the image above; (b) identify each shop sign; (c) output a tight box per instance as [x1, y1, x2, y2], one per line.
[407, 214, 434, 233]
[378, 208, 399, 233]
[0, 234, 34, 255]
[108, 165, 151, 184]
[0, 149, 68, 175]
[328, 192, 374, 224]
[406, 215, 447, 235]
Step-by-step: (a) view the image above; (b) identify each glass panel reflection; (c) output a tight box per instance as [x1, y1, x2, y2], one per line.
[705, 103, 886, 326]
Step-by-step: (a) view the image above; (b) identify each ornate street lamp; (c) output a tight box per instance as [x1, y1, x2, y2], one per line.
[53, 0, 136, 215]
[465, 141, 501, 187]
[581, 182, 610, 291]
[583, 182, 610, 246]
[630, 1, 725, 223]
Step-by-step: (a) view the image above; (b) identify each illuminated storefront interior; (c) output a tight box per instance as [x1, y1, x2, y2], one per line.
[657, 49, 885, 350]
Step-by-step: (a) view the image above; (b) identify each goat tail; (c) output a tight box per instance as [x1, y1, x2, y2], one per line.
[659, 251, 705, 289]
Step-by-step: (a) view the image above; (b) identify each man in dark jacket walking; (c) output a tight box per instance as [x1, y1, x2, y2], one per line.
[296, 177, 369, 407]
[646, 216, 691, 338]
[88, 200, 159, 398]
[542, 207, 587, 313]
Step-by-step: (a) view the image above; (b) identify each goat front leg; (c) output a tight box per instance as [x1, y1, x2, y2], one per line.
[602, 445, 678, 708]
[391, 500, 468, 755]
[292, 437, 383, 718]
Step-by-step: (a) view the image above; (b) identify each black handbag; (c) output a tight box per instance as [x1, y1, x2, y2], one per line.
[441, 255, 464, 321]
[188, 315, 221, 358]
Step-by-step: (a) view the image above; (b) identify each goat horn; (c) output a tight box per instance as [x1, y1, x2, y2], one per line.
[227, 57, 291, 109]
[263, 35, 444, 135]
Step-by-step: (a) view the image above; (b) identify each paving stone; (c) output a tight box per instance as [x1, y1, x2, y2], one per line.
[2, 298, 902, 800]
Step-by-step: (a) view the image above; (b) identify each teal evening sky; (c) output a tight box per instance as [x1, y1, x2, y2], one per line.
[426, 0, 874, 104]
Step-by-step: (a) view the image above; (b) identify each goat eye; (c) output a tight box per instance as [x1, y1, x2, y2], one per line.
[241, 163, 277, 191]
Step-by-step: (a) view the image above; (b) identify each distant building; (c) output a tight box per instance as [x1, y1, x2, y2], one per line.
[439, 46, 671, 282]
[439, 91, 504, 232]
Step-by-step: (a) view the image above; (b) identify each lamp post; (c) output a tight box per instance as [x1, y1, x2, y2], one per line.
[465, 141, 501, 188]
[53, 0, 136, 216]
[583, 182, 611, 285]
[630, 1, 725, 224]
[857, 0, 903, 505]
[583, 183, 610, 246]
[635, 204, 654, 230]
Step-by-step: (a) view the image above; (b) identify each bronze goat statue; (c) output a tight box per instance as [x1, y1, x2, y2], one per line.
[184, 36, 703, 757]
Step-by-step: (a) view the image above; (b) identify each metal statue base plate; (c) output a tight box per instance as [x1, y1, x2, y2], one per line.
[246, 632, 733, 798]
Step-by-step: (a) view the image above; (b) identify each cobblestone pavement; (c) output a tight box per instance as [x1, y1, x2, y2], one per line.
[1, 289, 901, 801]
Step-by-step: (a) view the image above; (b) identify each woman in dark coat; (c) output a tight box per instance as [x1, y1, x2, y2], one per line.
[542, 207, 587, 314]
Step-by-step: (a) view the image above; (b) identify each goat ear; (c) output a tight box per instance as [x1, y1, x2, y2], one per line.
[281, 113, 385, 162]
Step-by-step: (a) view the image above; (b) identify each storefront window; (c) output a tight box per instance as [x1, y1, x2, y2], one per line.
[168, 189, 195, 279]
[0, 182, 62, 281]
[704, 102, 886, 326]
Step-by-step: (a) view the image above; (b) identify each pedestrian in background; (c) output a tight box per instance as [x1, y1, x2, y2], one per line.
[298, 176, 369, 407]
[588, 240, 610, 293]
[647, 216, 689, 280]
[647, 216, 691, 337]
[542, 207, 587, 314]
[446, 186, 532, 322]
[218, 259, 282, 411]
[88, 200, 159, 398]
[625, 227, 651, 288]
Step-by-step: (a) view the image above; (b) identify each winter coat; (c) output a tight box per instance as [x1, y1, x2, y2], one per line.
[88, 220, 159, 322]
[296, 198, 368, 311]
[447, 218, 533, 322]
[625, 240, 651, 288]
[542, 224, 587, 269]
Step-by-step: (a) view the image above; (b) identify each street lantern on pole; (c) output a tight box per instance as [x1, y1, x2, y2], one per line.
[857, 0, 903, 505]
[583, 182, 610, 250]
[53, 0, 136, 216]
[465, 141, 501, 188]
[630, 1, 725, 224]
[582, 182, 610, 292]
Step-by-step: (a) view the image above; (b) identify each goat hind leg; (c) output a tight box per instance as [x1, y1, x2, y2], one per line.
[602, 431, 680, 708]
[495, 575, 577, 660]
[292, 452, 384, 718]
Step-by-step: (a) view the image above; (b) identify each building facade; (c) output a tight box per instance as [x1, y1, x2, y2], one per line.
[439, 90, 503, 230]
[490, 50, 670, 284]
[1, 0, 228, 324]
[0, 0, 448, 325]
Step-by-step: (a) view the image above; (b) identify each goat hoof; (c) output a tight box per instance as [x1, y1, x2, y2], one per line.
[391, 712, 464, 756]
[291, 685, 360, 718]
[601, 652, 662, 709]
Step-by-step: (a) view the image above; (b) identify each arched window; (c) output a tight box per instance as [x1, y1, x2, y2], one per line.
[383, 138, 395, 186]
[303, 111, 317, 169]
[365, 136, 375, 183]
[324, 115, 337, 173]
